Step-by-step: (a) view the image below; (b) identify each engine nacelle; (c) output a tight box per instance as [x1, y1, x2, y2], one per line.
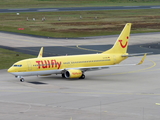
[64, 69, 82, 78]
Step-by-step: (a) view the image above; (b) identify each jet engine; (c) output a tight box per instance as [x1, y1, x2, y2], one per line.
[64, 69, 83, 78]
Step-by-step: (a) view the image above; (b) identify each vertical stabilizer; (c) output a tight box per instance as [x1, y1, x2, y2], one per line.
[102, 23, 132, 54]
[38, 47, 43, 58]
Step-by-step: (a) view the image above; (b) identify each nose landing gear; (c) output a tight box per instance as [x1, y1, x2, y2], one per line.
[20, 78, 25, 82]
[15, 76, 25, 82]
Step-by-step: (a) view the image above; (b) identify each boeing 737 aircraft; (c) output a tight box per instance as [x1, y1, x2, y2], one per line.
[8, 23, 146, 82]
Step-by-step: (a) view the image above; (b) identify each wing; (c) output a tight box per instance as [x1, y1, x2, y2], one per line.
[64, 53, 147, 72]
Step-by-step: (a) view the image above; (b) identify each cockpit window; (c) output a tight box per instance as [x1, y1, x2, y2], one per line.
[13, 65, 22, 67]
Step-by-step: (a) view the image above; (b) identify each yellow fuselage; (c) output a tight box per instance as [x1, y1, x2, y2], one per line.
[8, 53, 127, 75]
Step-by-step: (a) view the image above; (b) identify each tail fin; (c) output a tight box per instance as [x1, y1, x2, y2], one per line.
[102, 23, 132, 54]
[38, 47, 43, 58]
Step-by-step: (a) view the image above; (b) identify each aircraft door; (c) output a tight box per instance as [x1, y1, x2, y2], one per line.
[27, 61, 32, 71]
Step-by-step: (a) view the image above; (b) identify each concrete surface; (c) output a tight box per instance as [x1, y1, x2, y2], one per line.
[1, 32, 160, 120]
[0, 55, 160, 120]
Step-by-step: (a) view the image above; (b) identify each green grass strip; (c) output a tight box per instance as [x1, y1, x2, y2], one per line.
[0, 48, 35, 69]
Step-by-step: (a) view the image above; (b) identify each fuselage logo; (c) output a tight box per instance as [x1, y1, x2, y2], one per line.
[36, 60, 61, 69]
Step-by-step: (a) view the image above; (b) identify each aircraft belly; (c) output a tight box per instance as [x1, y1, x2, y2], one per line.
[10, 69, 62, 76]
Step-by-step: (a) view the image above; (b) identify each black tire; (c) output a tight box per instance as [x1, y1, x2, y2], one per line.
[79, 74, 85, 79]
[62, 73, 65, 78]
[20, 78, 24, 82]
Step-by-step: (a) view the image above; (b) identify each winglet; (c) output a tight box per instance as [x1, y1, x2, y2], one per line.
[137, 53, 147, 65]
[38, 47, 43, 58]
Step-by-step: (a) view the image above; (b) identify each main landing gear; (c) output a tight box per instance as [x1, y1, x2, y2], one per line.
[79, 74, 85, 79]
[62, 73, 65, 78]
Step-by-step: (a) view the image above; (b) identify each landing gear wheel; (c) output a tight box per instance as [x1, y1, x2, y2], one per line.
[62, 73, 65, 78]
[20, 78, 24, 82]
[79, 74, 85, 79]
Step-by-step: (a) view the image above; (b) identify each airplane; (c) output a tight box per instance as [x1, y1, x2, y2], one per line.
[8, 23, 147, 82]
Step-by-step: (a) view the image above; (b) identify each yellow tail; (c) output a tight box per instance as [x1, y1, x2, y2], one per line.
[102, 23, 132, 54]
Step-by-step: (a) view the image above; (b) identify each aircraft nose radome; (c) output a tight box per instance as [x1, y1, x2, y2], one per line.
[8, 67, 12, 73]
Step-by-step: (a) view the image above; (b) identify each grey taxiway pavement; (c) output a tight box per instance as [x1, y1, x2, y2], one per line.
[1, 55, 160, 120]
[0, 32, 160, 56]
[1, 32, 160, 120]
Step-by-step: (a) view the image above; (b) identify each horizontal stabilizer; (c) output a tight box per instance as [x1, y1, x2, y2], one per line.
[122, 52, 152, 57]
